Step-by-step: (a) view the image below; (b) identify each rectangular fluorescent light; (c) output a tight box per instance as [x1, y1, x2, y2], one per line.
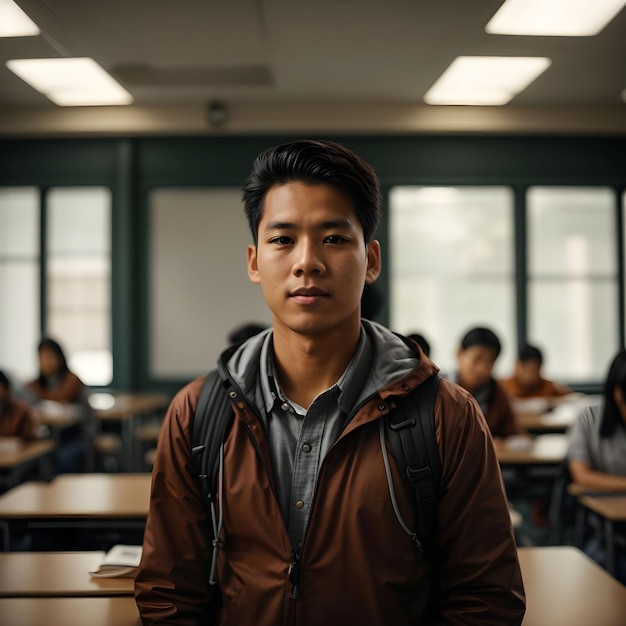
[424, 56, 551, 106]
[486, 0, 626, 36]
[0, 0, 40, 37]
[6, 58, 133, 106]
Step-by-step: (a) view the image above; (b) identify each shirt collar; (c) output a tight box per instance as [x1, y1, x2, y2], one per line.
[259, 327, 371, 415]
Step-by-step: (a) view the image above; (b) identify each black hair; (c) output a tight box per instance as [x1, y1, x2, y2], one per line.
[600, 349, 626, 437]
[518, 343, 543, 366]
[227, 323, 267, 345]
[0, 370, 9, 389]
[242, 139, 381, 244]
[407, 333, 431, 358]
[460, 327, 501, 359]
[361, 283, 384, 321]
[36, 337, 69, 388]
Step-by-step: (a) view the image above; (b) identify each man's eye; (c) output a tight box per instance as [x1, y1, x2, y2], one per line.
[324, 235, 347, 244]
[270, 236, 292, 245]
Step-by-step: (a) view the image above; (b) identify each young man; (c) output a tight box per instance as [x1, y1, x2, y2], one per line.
[454, 327, 526, 444]
[135, 140, 525, 625]
[501, 343, 572, 400]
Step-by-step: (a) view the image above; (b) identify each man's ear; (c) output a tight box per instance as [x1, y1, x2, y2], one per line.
[247, 244, 261, 284]
[365, 240, 382, 285]
[614, 386, 624, 407]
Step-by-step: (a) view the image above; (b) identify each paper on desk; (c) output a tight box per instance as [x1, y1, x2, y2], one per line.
[89, 544, 142, 578]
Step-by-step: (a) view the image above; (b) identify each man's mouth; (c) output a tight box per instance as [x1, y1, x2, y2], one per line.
[289, 287, 329, 304]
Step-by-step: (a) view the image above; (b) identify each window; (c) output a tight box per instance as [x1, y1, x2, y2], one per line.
[528, 187, 618, 382]
[0, 188, 40, 381]
[389, 186, 515, 376]
[46, 188, 112, 386]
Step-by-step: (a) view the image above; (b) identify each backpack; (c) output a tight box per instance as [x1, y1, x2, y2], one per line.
[191, 368, 442, 555]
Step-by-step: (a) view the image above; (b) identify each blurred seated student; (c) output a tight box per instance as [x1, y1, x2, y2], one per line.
[406, 332, 430, 358]
[454, 327, 526, 447]
[501, 343, 572, 401]
[0, 370, 37, 440]
[26, 338, 90, 472]
[567, 349, 626, 583]
[27, 338, 86, 405]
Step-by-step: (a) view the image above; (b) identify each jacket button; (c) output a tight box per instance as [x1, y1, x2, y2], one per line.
[228, 391, 237, 399]
[281, 402, 290, 412]
[302, 443, 311, 453]
[295, 500, 304, 510]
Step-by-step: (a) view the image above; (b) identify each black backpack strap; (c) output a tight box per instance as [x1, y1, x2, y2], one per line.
[387, 373, 441, 553]
[191, 369, 234, 503]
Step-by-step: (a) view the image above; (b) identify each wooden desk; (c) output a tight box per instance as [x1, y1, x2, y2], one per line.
[31, 402, 93, 470]
[0, 473, 151, 549]
[0, 551, 134, 597]
[90, 392, 170, 471]
[0, 596, 140, 626]
[90, 393, 169, 421]
[0, 439, 55, 470]
[516, 411, 574, 433]
[32, 404, 81, 430]
[518, 546, 626, 626]
[496, 434, 568, 466]
[0, 439, 55, 490]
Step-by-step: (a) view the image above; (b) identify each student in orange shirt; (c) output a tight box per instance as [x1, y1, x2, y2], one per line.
[501, 343, 572, 400]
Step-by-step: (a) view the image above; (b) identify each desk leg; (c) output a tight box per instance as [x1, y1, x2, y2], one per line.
[604, 518, 616, 575]
[0, 520, 10, 551]
[574, 505, 586, 548]
[122, 417, 134, 472]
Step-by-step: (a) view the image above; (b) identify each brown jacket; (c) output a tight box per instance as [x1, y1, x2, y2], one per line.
[27, 371, 84, 404]
[0, 399, 37, 439]
[136, 342, 525, 625]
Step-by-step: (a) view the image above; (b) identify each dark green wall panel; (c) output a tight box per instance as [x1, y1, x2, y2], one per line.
[1, 133, 625, 391]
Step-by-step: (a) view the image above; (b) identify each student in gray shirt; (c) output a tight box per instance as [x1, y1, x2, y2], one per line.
[567, 349, 626, 582]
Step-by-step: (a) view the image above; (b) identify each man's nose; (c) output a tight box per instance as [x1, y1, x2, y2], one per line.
[293, 239, 325, 275]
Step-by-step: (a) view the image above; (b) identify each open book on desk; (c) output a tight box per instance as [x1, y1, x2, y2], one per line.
[89, 544, 142, 578]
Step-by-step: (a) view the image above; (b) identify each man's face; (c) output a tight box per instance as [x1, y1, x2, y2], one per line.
[515, 359, 541, 390]
[457, 345, 498, 392]
[247, 181, 380, 338]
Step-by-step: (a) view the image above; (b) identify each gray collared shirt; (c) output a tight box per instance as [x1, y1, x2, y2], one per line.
[257, 329, 373, 549]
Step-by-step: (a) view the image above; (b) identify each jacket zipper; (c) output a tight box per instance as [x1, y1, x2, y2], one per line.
[226, 365, 396, 607]
[288, 547, 302, 599]
[288, 394, 390, 604]
[242, 418, 304, 611]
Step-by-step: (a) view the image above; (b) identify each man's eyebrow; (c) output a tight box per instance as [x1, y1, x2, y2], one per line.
[264, 219, 354, 231]
[264, 221, 296, 231]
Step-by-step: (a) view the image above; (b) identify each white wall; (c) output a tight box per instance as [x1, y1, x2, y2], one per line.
[149, 188, 271, 379]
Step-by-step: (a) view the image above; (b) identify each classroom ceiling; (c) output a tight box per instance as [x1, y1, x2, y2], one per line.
[1, 0, 625, 135]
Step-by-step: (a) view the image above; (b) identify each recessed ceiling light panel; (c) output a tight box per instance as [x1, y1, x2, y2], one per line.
[6, 57, 133, 106]
[424, 56, 551, 106]
[0, 0, 40, 37]
[486, 0, 626, 36]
